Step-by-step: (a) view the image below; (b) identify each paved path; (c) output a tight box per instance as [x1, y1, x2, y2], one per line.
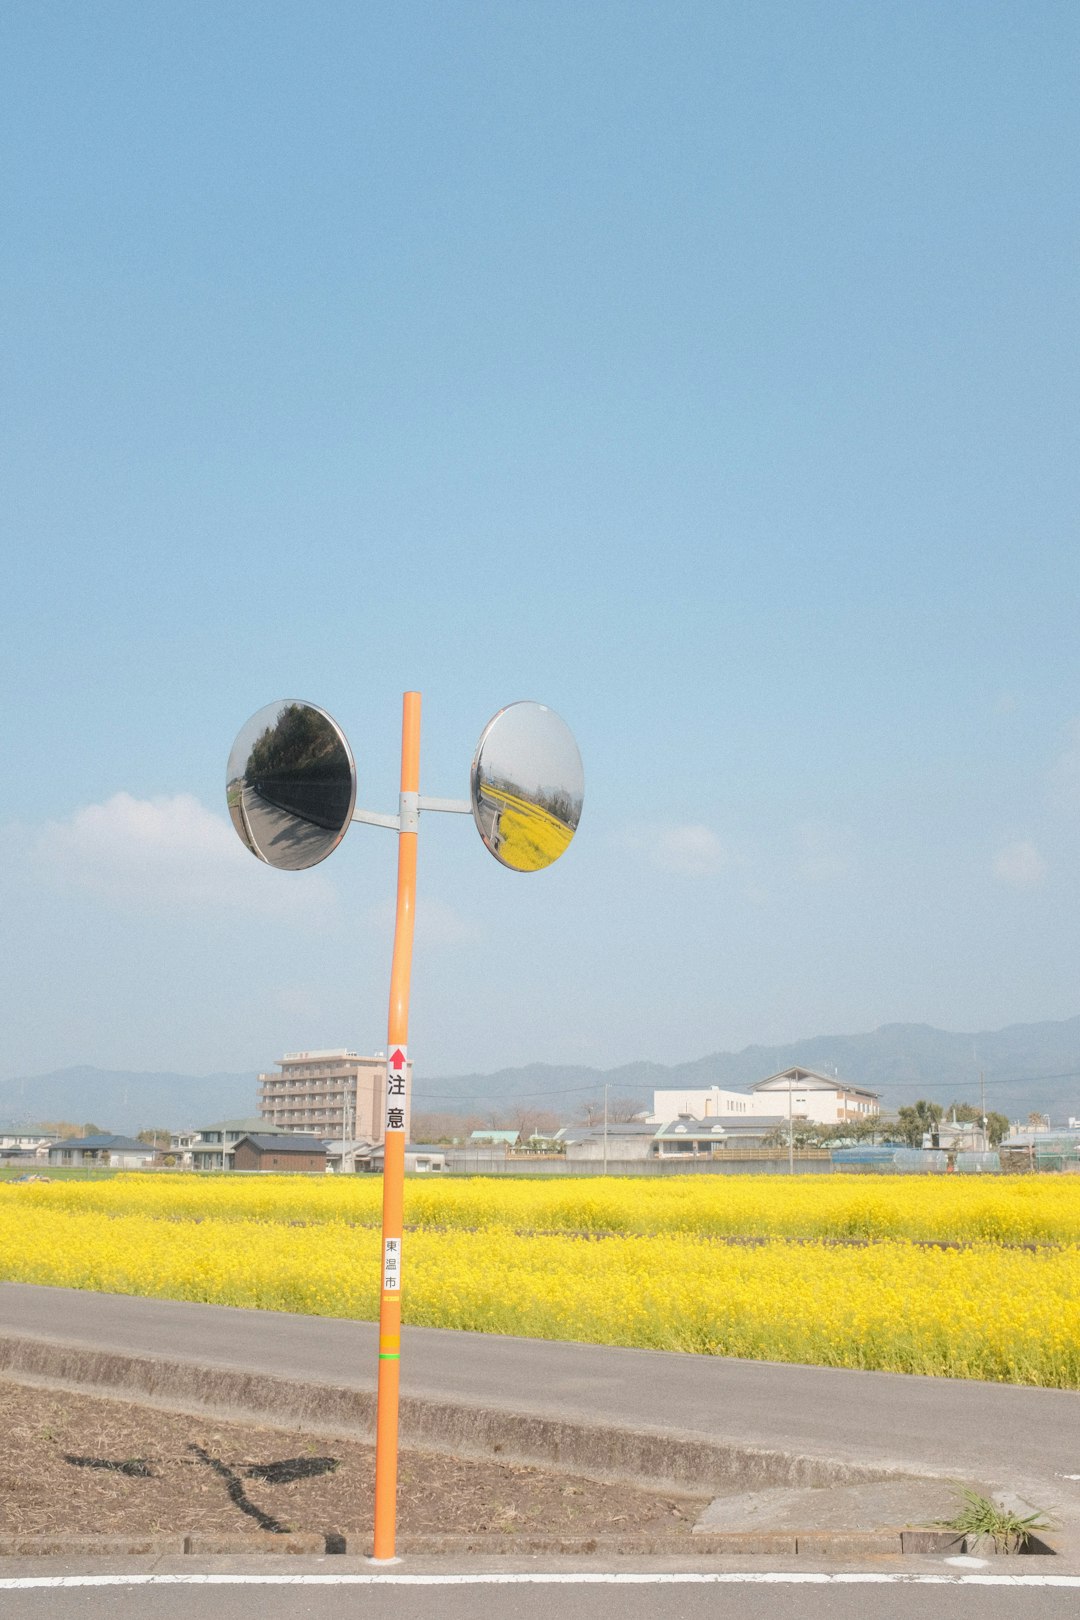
[3, 1283, 1079, 1504]
[3, 1569, 1080, 1620]
[240, 787, 334, 868]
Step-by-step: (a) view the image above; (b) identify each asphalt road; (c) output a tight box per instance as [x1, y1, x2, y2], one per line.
[3, 1283, 1078, 1505]
[239, 787, 334, 869]
[2, 1570, 1080, 1620]
[4, 1286, 1080, 1612]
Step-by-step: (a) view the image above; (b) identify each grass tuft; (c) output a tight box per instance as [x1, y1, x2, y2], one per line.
[935, 1487, 1052, 1553]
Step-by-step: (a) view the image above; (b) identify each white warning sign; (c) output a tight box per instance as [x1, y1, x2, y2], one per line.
[385, 1046, 408, 1133]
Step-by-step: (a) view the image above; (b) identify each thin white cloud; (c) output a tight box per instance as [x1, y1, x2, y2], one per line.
[31, 792, 336, 918]
[992, 839, 1047, 889]
[619, 822, 730, 877]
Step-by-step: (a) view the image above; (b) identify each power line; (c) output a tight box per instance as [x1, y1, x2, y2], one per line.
[413, 1079, 637, 1107]
[414, 1066, 1080, 1110]
[913, 1069, 1080, 1091]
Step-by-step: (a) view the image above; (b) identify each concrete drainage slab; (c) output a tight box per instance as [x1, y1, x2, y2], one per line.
[693, 1479, 1061, 1559]
[696, 1479, 968, 1534]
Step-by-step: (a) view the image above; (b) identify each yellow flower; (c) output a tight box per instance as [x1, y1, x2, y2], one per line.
[1, 1172, 1077, 1388]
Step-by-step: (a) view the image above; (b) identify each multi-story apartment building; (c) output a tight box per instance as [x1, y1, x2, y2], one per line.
[257, 1049, 412, 1144]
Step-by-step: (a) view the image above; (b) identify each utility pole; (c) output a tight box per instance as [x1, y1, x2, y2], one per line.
[343, 1086, 353, 1172]
[980, 1069, 987, 1150]
[603, 1083, 609, 1175]
[788, 1077, 794, 1175]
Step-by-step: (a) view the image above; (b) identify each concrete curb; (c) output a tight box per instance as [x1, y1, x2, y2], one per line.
[2, 1330, 1066, 1565]
[0, 1537, 185, 1559]
[0, 1332, 915, 1497]
[0, 1529, 990, 1559]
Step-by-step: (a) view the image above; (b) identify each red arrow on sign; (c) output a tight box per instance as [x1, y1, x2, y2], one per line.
[389, 1049, 406, 1071]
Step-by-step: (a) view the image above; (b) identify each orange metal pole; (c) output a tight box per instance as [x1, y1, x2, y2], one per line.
[372, 690, 421, 1561]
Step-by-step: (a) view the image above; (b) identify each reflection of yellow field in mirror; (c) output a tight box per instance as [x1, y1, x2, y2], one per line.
[3, 1175, 1080, 1386]
[482, 786, 573, 870]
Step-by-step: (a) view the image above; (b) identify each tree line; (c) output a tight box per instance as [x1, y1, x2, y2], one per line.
[763, 1100, 1011, 1150]
[245, 704, 342, 787]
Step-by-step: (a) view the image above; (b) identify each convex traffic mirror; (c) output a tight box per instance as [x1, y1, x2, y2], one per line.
[470, 701, 584, 872]
[227, 697, 583, 873]
[226, 700, 356, 871]
[222, 687, 583, 1565]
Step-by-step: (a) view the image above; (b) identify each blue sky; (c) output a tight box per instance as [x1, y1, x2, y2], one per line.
[1, 1, 1078, 1083]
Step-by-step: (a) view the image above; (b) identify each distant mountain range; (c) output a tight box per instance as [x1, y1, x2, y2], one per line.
[0, 1067, 254, 1137]
[3, 1015, 1080, 1136]
[415, 1015, 1080, 1124]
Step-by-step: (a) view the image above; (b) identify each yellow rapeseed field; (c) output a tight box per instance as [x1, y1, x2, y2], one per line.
[1, 1174, 1078, 1387]
[7, 1169, 1080, 1245]
[477, 785, 575, 871]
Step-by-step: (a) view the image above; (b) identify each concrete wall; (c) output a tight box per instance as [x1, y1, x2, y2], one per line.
[47, 1148, 155, 1169]
[565, 1136, 653, 1161]
[444, 1156, 837, 1176]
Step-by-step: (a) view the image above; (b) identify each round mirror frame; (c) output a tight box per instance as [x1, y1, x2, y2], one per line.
[226, 699, 357, 871]
[469, 700, 584, 873]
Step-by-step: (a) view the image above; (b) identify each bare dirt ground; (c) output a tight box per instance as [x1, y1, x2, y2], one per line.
[0, 1380, 705, 1544]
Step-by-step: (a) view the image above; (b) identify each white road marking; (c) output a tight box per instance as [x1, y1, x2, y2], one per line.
[1, 1573, 1080, 1590]
[239, 787, 268, 862]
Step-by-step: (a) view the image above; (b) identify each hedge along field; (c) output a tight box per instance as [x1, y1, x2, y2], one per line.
[1, 1178, 1079, 1388]
[6, 1171, 1080, 1246]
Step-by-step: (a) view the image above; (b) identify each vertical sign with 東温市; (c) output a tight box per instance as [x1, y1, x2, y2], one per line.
[382, 1236, 401, 1293]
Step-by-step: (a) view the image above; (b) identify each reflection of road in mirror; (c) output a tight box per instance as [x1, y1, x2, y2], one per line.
[236, 785, 339, 871]
[225, 700, 356, 870]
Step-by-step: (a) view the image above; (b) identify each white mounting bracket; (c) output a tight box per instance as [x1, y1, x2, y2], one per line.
[418, 797, 472, 815]
[351, 809, 400, 832]
[352, 795, 473, 832]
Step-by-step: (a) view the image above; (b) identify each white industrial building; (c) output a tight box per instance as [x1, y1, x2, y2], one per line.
[650, 1086, 761, 1122]
[652, 1066, 879, 1127]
